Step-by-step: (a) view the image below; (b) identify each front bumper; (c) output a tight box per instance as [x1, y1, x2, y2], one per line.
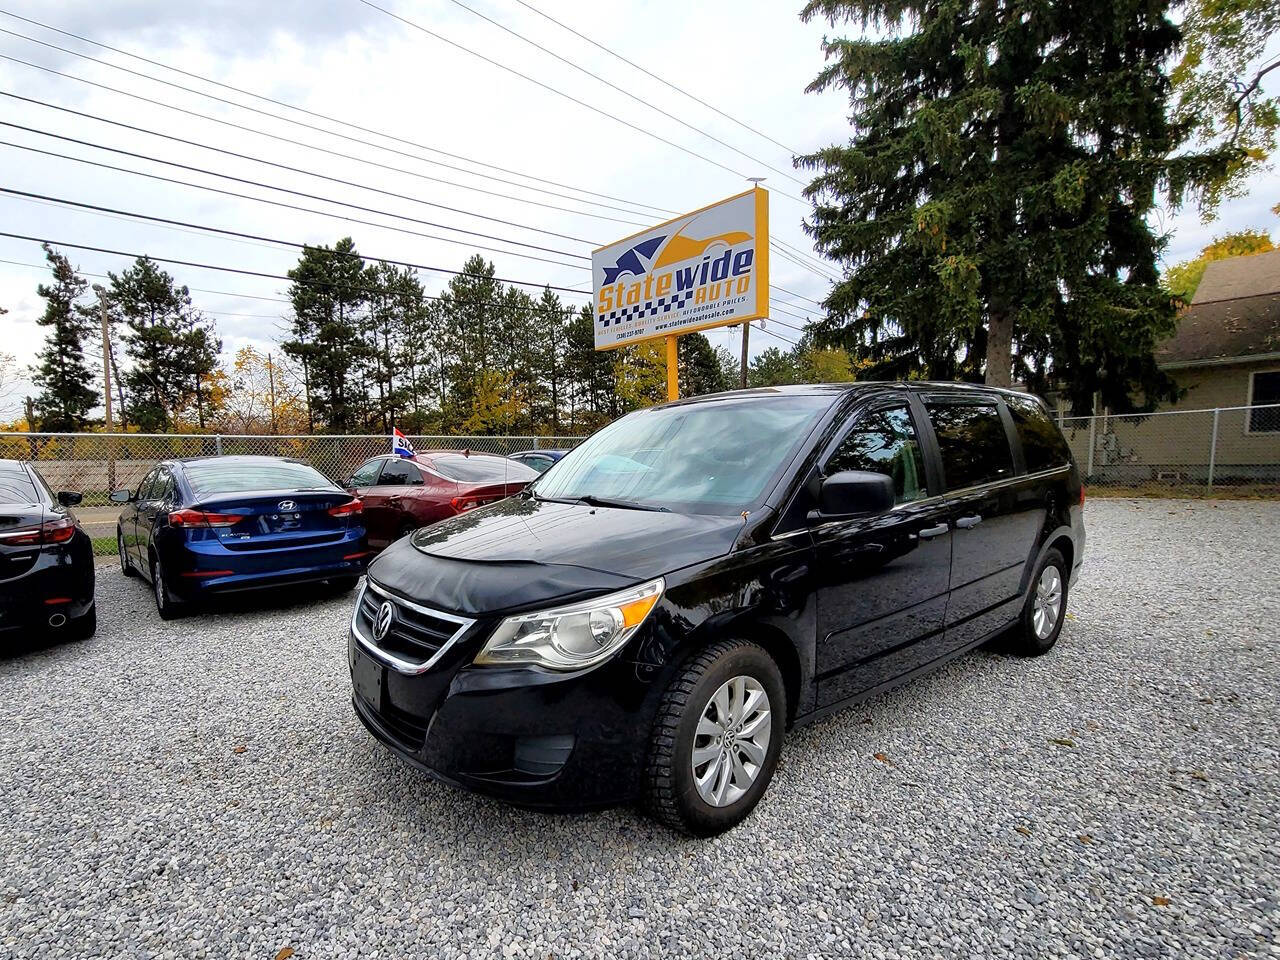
[347, 593, 655, 810]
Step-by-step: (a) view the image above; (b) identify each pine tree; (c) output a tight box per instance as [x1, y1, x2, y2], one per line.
[677, 333, 728, 397]
[282, 238, 370, 432]
[800, 0, 1235, 410]
[31, 245, 99, 432]
[110, 257, 222, 431]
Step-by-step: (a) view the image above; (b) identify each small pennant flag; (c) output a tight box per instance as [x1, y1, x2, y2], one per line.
[393, 427, 415, 459]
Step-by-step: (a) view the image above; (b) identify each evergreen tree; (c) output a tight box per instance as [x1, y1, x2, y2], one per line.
[564, 305, 616, 430]
[532, 288, 568, 432]
[110, 257, 222, 431]
[749, 347, 799, 388]
[677, 333, 728, 397]
[800, 0, 1235, 410]
[282, 238, 370, 432]
[31, 244, 98, 431]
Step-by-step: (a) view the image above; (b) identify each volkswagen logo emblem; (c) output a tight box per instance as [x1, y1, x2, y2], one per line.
[373, 601, 395, 642]
[277, 500, 297, 512]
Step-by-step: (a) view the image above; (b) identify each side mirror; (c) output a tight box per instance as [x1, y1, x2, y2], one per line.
[109, 489, 135, 504]
[815, 470, 895, 518]
[57, 490, 83, 507]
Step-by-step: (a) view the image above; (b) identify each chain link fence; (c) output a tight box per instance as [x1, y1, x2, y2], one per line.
[1058, 403, 1280, 495]
[3, 404, 1278, 559]
[0, 433, 587, 557]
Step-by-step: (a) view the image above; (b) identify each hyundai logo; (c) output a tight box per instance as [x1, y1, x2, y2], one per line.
[373, 601, 395, 642]
[277, 500, 297, 512]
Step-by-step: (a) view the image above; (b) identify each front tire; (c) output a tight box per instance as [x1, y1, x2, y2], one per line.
[642, 640, 786, 836]
[150, 555, 187, 621]
[1010, 548, 1068, 656]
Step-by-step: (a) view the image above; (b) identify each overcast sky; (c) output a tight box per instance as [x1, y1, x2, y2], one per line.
[1, 0, 1276, 420]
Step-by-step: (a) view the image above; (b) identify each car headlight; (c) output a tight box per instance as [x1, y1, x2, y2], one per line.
[473, 578, 664, 671]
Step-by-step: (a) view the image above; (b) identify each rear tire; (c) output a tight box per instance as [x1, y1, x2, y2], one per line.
[150, 555, 187, 621]
[118, 529, 137, 578]
[1010, 548, 1068, 656]
[642, 640, 786, 836]
[329, 576, 360, 593]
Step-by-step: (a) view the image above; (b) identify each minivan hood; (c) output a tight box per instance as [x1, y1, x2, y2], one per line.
[366, 494, 743, 615]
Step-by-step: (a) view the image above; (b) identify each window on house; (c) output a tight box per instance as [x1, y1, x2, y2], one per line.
[1249, 371, 1280, 433]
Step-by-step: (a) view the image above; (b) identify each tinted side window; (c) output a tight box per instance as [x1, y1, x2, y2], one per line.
[350, 460, 383, 486]
[138, 468, 160, 500]
[827, 405, 928, 504]
[1006, 395, 1072, 472]
[0, 465, 39, 503]
[378, 460, 423, 485]
[154, 470, 177, 503]
[926, 401, 1014, 490]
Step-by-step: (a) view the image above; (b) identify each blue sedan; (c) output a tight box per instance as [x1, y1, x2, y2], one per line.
[508, 449, 569, 474]
[112, 456, 370, 619]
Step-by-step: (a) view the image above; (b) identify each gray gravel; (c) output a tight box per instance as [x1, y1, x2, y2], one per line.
[2, 498, 1278, 959]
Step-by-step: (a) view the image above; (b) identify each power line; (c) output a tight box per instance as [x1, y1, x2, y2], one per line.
[772, 284, 825, 307]
[0, 189, 591, 296]
[0, 256, 287, 317]
[0, 90, 598, 258]
[0, 64, 604, 250]
[442, 0, 805, 187]
[0, 255, 294, 303]
[512, 0, 801, 157]
[0, 232, 593, 311]
[0, 132, 589, 271]
[0, 27, 650, 228]
[354, 0, 808, 204]
[0, 11, 671, 218]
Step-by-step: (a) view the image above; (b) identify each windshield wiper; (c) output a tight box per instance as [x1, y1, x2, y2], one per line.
[573, 494, 670, 512]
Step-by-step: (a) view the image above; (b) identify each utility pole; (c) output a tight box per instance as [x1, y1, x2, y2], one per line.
[92, 284, 116, 490]
[739, 321, 750, 389]
[267, 352, 278, 433]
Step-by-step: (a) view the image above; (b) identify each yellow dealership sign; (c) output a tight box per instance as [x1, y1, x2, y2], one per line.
[591, 187, 769, 353]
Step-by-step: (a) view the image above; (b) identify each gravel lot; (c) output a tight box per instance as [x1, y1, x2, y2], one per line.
[2, 499, 1277, 959]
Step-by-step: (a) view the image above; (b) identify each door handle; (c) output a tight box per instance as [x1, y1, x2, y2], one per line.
[918, 524, 949, 539]
[956, 515, 983, 529]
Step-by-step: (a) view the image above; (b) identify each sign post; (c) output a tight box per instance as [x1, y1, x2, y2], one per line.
[592, 187, 770, 402]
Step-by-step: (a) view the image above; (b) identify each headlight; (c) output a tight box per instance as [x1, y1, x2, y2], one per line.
[473, 578, 664, 671]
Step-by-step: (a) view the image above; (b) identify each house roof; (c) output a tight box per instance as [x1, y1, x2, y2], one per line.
[1157, 292, 1280, 368]
[1191, 248, 1280, 304]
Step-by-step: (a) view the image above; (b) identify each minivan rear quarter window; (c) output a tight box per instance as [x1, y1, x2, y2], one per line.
[926, 400, 1015, 490]
[1006, 395, 1072, 472]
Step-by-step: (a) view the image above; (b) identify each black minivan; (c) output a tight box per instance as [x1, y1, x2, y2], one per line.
[349, 383, 1085, 834]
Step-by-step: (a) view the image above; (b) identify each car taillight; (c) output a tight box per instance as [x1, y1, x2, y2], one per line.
[451, 495, 483, 512]
[2, 516, 76, 545]
[168, 509, 243, 528]
[328, 498, 362, 517]
[1078, 485, 1086, 506]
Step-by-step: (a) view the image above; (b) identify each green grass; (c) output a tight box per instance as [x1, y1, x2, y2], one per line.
[91, 536, 119, 557]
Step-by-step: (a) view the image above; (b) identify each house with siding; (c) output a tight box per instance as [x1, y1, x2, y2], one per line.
[1061, 248, 1280, 483]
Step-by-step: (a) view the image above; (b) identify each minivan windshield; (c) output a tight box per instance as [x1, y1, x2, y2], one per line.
[531, 394, 832, 515]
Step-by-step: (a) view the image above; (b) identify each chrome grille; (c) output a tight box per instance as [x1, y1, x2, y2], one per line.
[351, 581, 475, 675]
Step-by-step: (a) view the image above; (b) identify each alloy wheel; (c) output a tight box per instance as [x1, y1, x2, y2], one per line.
[691, 675, 772, 807]
[1032, 566, 1063, 639]
[153, 559, 166, 611]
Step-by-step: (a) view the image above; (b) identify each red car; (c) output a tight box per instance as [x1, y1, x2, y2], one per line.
[344, 451, 539, 550]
